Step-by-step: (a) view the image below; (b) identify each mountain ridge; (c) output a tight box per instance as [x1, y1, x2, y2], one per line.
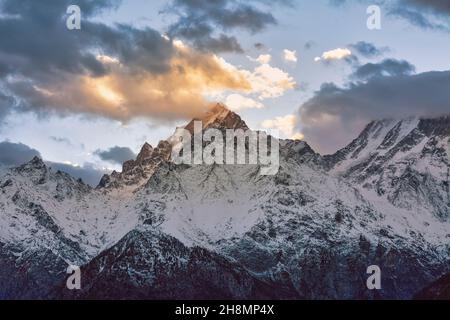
[1, 106, 449, 299]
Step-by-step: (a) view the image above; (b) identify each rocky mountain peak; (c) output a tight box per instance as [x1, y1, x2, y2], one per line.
[136, 142, 154, 163]
[29, 156, 46, 167]
[184, 103, 249, 133]
[13, 156, 48, 184]
[16, 156, 46, 173]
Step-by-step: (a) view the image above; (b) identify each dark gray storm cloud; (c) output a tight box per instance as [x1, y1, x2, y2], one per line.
[331, 0, 450, 31]
[0, 141, 41, 166]
[254, 42, 266, 50]
[389, 4, 449, 31]
[0, 0, 175, 118]
[298, 70, 450, 154]
[402, 0, 450, 15]
[0, 91, 13, 122]
[94, 146, 136, 165]
[349, 41, 387, 58]
[351, 59, 415, 80]
[46, 161, 108, 186]
[395, 0, 450, 30]
[167, 0, 290, 53]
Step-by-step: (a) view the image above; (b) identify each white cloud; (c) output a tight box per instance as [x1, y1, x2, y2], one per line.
[247, 54, 272, 64]
[215, 55, 296, 103]
[243, 64, 296, 99]
[283, 49, 298, 63]
[96, 55, 120, 64]
[261, 114, 304, 140]
[225, 94, 264, 111]
[257, 54, 272, 64]
[315, 48, 352, 62]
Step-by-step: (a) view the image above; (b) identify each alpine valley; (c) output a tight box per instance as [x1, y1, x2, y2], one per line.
[1, 104, 449, 300]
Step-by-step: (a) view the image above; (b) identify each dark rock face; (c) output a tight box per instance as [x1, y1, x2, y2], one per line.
[136, 143, 154, 163]
[0, 242, 71, 299]
[221, 213, 448, 300]
[58, 229, 298, 300]
[415, 272, 450, 299]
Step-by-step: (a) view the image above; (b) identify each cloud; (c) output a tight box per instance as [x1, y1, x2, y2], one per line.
[261, 115, 303, 140]
[304, 41, 315, 50]
[0, 141, 41, 166]
[254, 42, 266, 50]
[283, 49, 298, 63]
[256, 54, 272, 64]
[241, 63, 297, 99]
[389, 7, 447, 31]
[298, 69, 450, 154]
[0, 0, 296, 124]
[0, 0, 154, 77]
[169, 22, 244, 53]
[167, 0, 290, 53]
[50, 136, 73, 146]
[12, 45, 252, 121]
[247, 54, 272, 64]
[390, 0, 450, 31]
[315, 48, 352, 62]
[0, 91, 13, 123]
[46, 161, 108, 187]
[352, 59, 416, 80]
[208, 57, 296, 110]
[333, 0, 450, 31]
[225, 94, 264, 111]
[407, 0, 450, 13]
[0, 1, 258, 123]
[349, 41, 387, 58]
[211, 57, 296, 101]
[94, 146, 136, 165]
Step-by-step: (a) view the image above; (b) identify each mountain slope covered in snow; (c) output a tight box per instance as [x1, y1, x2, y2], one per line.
[0, 104, 449, 299]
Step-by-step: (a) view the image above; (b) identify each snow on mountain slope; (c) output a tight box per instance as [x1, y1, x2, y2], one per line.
[131, 135, 450, 298]
[58, 226, 298, 299]
[0, 106, 449, 299]
[0, 157, 140, 258]
[326, 117, 450, 221]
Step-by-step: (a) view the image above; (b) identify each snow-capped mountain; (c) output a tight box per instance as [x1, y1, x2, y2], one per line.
[1, 105, 449, 299]
[325, 117, 450, 220]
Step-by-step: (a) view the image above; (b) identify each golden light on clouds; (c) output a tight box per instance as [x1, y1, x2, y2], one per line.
[315, 48, 352, 62]
[91, 80, 124, 106]
[225, 93, 264, 111]
[262, 114, 303, 140]
[28, 42, 296, 122]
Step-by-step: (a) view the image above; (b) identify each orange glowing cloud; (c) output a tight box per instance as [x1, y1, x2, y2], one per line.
[29, 42, 252, 122]
[24, 40, 297, 123]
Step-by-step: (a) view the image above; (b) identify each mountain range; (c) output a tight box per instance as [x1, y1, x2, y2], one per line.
[0, 104, 449, 299]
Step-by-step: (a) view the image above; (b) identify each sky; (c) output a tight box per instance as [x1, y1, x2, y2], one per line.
[1, 0, 450, 185]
